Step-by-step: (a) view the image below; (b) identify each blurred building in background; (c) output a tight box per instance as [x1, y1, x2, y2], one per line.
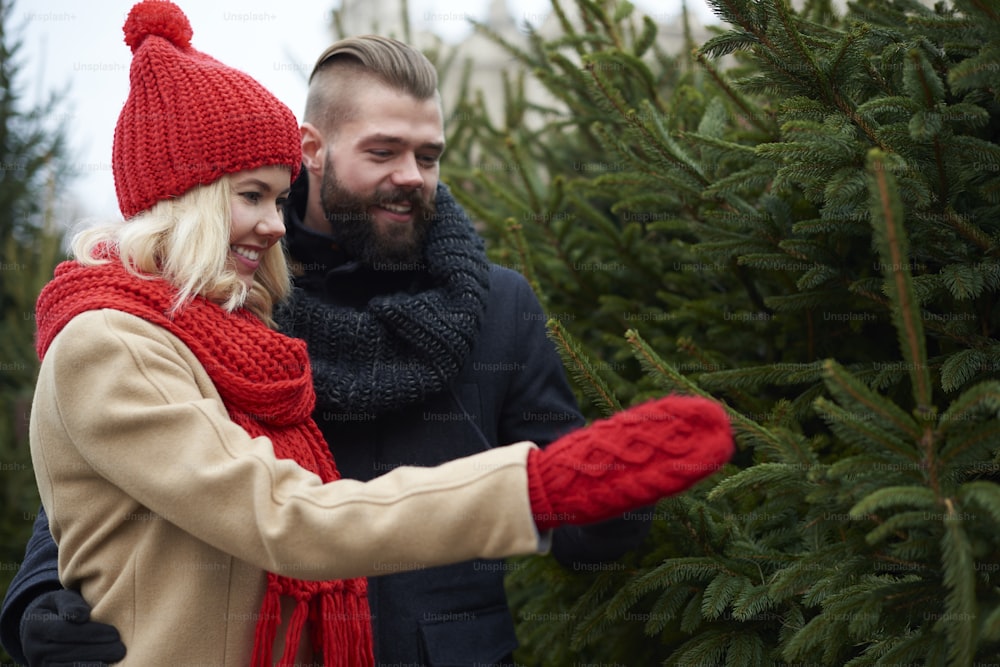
[328, 0, 713, 126]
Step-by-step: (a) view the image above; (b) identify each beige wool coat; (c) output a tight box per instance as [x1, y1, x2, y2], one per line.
[29, 309, 544, 665]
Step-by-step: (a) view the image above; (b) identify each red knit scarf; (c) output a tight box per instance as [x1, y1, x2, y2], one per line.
[35, 257, 374, 667]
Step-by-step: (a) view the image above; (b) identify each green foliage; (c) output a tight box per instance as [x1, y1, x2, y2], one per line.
[442, 0, 1000, 663]
[0, 0, 70, 660]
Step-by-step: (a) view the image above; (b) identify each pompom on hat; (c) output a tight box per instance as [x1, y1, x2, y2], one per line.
[113, 1, 301, 219]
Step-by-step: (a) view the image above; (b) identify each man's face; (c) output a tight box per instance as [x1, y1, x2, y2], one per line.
[319, 84, 445, 268]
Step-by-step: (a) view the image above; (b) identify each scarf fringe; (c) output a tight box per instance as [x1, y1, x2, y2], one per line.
[250, 585, 282, 666]
[277, 596, 311, 666]
[317, 588, 374, 667]
[251, 581, 374, 666]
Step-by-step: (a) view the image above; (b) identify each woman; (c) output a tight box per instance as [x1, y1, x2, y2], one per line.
[28, 2, 734, 665]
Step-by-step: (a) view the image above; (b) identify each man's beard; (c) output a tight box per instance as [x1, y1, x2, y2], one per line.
[319, 158, 436, 270]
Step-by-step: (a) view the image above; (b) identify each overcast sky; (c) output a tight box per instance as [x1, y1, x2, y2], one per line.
[15, 0, 721, 220]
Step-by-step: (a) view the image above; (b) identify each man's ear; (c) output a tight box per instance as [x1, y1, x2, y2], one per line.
[300, 123, 324, 173]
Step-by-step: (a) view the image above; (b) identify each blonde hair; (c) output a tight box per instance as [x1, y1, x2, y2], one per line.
[72, 176, 291, 325]
[305, 35, 439, 133]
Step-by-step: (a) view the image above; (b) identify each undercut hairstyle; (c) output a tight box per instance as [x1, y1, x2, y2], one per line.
[304, 35, 440, 134]
[72, 175, 291, 326]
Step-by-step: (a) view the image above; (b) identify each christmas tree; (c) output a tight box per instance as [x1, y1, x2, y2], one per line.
[0, 0, 71, 662]
[441, 0, 1000, 664]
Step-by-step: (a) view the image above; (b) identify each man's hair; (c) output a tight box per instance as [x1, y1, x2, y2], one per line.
[304, 35, 439, 133]
[72, 175, 291, 326]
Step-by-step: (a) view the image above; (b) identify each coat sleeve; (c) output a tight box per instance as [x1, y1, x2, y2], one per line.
[31, 309, 542, 583]
[491, 268, 652, 565]
[0, 507, 60, 665]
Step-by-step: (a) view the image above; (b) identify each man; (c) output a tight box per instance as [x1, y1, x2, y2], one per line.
[1, 36, 650, 666]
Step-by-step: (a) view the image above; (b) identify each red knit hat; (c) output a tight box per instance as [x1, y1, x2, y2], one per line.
[113, 1, 301, 219]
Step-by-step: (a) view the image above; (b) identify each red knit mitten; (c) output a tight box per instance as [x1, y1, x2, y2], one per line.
[528, 395, 733, 530]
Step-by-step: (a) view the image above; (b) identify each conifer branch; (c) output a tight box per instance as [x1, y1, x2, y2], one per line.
[708, 0, 770, 39]
[504, 135, 542, 212]
[550, 0, 587, 59]
[676, 337, 722, 376]
[549, 318, 622, 415]
[773, 0, 832, 97]
[680, 3, 696, 72]
[822, 360, 922, 441]
[906, 49, 950, 203]
[585, 63, 709, 185]
[695, 52, 775, 135]
[938, 421, 1000, 469]
[625, 328, 704, 396]
[867, 150, 932, 413]
[937, 381, 1000, 436]
[581, 0, 625, 51]
[849, 485, 939, 520]
[814, 396, 922, 465]
[957, 481, 1000, 528]
[504, 220, 541, 299]
[469, 20, 539, 71]
[943, 208, 994, 254]
[969, 0, 1000, 21]
[674, 338, 758, 412]
[941, 498, 976, 666]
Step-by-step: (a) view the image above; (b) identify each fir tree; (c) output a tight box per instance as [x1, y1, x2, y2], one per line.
[0, 2, 70, 660]
[441, 0, 1000, 664]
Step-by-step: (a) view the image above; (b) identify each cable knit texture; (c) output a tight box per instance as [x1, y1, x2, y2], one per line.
[528, 396, 734, 530]
[276, 183, 490, 414]
[113, 1, 300, 219]
[34, 256, 374, 667]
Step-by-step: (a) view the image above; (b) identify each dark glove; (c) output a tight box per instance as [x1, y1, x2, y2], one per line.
[20, 589, 126, 667]
[528, 395, 733, 530]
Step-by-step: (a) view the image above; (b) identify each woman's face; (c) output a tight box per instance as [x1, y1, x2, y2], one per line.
[227, 166, 291, 288]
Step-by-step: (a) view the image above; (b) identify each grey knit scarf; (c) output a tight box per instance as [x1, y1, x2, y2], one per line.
[275, 183, 490, 415]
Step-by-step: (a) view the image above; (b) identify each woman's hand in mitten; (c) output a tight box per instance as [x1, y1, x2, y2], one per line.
[527, 395, 733, 530]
